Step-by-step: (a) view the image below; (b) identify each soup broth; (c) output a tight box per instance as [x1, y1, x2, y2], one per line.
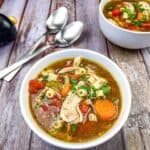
[29, 57, 121, 142]
[103, 0, 150, 32]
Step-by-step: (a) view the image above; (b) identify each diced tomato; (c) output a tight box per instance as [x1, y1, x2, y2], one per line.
[142, 23, 150, 28]
[69, 74, 80, 80]
[29, 80, 45, 94]
[79, 102, 89, 114]
[127, 25, 137, 31]
[112, 9, 120, 17]
[51, 97, 61, 108]
[41, 105, 48, 112]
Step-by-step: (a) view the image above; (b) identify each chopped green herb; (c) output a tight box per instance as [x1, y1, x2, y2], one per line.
[70, 79, 78, 85]
[46, 81, 62, 91]
[91, 87, 96, 97]
[71, 86, 77, 93]
[70, 124, 77, 133]
[79, 85, 90, 93]
[123, 8, 136, 19]
[89, 87, 96, 98]
[43, 95, 49, 101]
[135, 3, 145, 12]
[42, 75, 49, 82]
[34, 103, 41, 110]
[106, 2, 114, 10]
[80, 75, 88, 81]
[100, 85, 111, 95]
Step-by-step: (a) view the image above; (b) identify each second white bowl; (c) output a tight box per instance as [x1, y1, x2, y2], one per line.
[99, 0, 150, 49]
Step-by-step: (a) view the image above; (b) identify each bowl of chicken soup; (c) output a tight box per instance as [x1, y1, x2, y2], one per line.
[20, 48, 131, 149]
[99, 0, 150, 49]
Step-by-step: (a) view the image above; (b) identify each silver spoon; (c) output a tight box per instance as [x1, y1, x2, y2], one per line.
[0, 21, 84, 79]
[46, 6, 68, 33]
[4, 7, 69, 81]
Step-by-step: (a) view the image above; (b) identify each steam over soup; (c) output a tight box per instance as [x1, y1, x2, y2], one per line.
[29, 57, 121, 142]
[103, 0, 150, 31]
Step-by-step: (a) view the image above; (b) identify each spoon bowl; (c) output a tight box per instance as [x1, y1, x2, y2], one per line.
[55, 21, 84, 47]
[46, 7, 68, 33]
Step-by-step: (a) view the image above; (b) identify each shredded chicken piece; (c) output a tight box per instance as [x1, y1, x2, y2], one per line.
[60, 92, 83, 124]
[85, 99, 96, 113]
[83, 108, 91, 124]
[58, 67, 79, 74]
[73, 56, 82, 67]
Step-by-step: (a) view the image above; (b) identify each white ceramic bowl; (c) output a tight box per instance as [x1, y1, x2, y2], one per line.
[99, 0, 150, 49]
[20, 48, 131, 149]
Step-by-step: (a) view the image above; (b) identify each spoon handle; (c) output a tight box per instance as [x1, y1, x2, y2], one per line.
[0, 44, 54, 79]
[4, 35, 46, 81]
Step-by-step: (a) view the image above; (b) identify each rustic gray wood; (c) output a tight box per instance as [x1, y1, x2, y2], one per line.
[141, 48, 150, 78]
[0, 0, 27, 89]
[107, 42, 150, 150]
[0, 0, 149, 150]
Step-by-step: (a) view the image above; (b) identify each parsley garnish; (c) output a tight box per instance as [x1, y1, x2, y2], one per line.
[42, 75, 49, 82]
[106, 2, 114, 11]
[70, 124, 78, 132]
[70, 79, 78, 85]
[123, 7, 136, 19]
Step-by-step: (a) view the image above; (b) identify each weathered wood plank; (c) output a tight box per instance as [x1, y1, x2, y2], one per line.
[141, 48, 150, 78]
[107, 42, 150, 150]
[0, 0, 4, 7]
[29, 0, 76, 149]
[0, 0, 52, 150]
[0, 0, 29, 149]
[75, 0, 107, 55]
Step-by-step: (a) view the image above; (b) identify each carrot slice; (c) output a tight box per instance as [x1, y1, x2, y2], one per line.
[61, 83, 72, 97]
[95, 99, 118, 121]
[137, 12, 143, 20]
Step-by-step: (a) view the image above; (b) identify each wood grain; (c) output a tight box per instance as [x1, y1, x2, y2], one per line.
[0, 0, 149, 150]
[75, 0, 107, 55]
[141, 48, 150, 78]
[0, 0, 29, 149]
[107, 42, 150, 150]
[0, 0, 52, 150]
[0, 0, 27, 89]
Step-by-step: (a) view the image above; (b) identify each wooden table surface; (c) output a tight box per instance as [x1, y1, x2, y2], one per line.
[0, 0, 150, 150]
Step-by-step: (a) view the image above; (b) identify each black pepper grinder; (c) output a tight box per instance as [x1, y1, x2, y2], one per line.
[0, 13, 17, 46]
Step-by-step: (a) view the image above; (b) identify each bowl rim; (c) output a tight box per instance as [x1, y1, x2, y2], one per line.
[99, 0, 150, 35]
[20, 48, 132, 149]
